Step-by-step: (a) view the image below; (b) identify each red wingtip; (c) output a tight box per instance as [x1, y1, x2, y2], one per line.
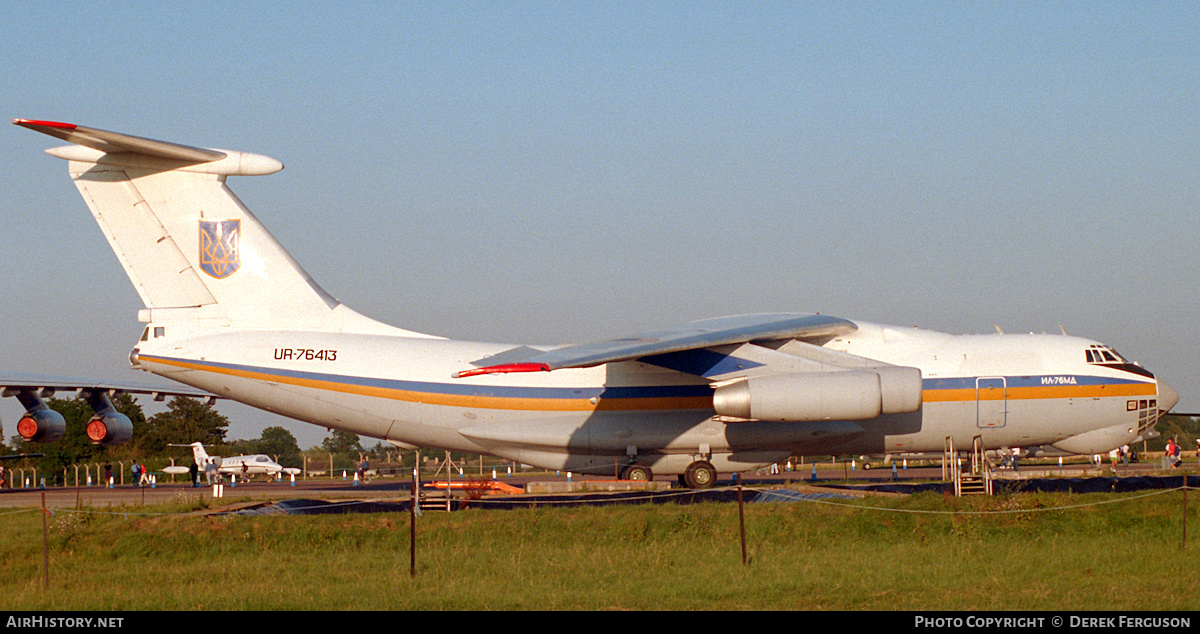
[13, 119, 77, 129]
[453, 362, 551, 379]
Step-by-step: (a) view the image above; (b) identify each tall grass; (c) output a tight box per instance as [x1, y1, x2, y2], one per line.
[0, 489, 1194, 610]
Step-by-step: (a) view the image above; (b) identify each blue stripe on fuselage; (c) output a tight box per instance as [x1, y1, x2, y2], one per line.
[142, 355, 713, 400]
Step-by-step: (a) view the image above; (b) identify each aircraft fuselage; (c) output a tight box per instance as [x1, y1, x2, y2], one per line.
[131, 320, 1166, 476]
[218, 455, 283, 476]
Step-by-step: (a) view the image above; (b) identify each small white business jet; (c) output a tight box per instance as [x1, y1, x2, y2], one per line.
[13, 119, 1180, 487]
[163, 442, 297, 478]
[1, 372, 215, 446]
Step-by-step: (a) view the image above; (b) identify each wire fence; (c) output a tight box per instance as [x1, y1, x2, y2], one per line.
[20, 479, 1194, 519]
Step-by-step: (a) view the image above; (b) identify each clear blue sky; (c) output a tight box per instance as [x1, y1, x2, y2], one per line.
[2, 1, 1197, 448]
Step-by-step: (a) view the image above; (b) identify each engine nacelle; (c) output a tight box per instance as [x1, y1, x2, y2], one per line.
[85, 411, 133, 446]
[17, 408, 66, 443]
[713, 367, 922, 422]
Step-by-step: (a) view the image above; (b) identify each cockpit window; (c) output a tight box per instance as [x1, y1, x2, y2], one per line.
[1086, 345, 1130, 365]
[1085, 344, 1154, 378]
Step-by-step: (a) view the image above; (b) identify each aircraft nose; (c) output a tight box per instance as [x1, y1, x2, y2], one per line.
[1157, 379, 1180, 413]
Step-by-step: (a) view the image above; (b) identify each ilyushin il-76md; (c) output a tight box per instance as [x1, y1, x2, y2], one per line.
[13, 119, 1180, 488]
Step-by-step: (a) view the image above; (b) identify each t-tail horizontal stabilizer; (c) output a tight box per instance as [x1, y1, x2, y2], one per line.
[12, 119, 282, 175]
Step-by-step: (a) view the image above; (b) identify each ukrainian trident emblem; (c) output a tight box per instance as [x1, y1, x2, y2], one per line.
[199, 220, 241, 279]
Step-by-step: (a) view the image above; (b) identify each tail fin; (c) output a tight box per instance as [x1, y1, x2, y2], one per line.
[190, 442, 210, 467]
[169, 442, 212, 467]
[15, 119, 429, 337]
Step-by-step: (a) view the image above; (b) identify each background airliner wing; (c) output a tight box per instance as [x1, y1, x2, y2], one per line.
[456, 313, 860, 377]
[0, 372, 218, 402]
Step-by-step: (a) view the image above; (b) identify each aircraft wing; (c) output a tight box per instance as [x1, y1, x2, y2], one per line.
[2, 373, 220, 446]
[454, 313, 924, 421]
[455, 313, 860, 377]
[0, 372, 218, 402]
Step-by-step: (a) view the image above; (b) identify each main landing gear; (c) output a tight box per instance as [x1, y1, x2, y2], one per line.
[619, 460, 719, 489]
[619, 463, 652, 482]
[681, 460, 717, 489]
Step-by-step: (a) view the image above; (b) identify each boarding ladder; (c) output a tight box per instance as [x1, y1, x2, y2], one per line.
[944, 435, 993, 496]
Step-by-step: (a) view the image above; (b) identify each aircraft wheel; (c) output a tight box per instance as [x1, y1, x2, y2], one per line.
[621, 464, 652, 481]
[684, 460, 718, 489]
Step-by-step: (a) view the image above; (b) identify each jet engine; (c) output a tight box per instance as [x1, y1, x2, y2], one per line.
[85, 411, 133, 446]
[17, 408, 66, 443]
[713, 367, 922, 422]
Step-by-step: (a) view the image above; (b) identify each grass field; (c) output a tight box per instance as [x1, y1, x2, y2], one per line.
[0, 487, 1195, 611]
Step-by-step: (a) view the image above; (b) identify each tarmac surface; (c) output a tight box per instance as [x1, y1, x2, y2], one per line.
[0, 460, 1192, 513]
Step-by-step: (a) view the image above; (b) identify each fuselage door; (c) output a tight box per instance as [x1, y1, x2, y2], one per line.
[976, 376, 1007, 428]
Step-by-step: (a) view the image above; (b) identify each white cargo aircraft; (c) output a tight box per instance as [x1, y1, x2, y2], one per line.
[14, 119, 1181, 488]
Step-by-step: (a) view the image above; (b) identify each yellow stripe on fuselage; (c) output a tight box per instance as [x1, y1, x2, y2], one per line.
[921, 383, 1156, 403]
